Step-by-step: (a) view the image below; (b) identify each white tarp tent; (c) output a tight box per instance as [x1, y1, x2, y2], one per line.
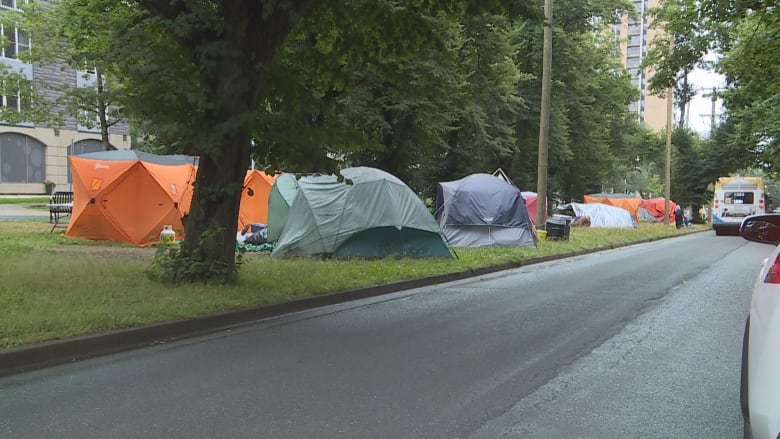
[566, 202, 637, 228]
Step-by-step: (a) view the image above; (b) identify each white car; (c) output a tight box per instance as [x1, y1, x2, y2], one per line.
[740, 214, 780, 439]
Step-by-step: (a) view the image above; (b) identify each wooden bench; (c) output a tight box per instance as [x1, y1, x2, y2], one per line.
[48, 191, 74, 232]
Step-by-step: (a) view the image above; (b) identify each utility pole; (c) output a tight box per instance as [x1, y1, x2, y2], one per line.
[699, 87, 719, 137]
[536, 0, 553, 227]
[710, 87, 717, 136]
[664, 88, 673, 225]
[664, 40, 673, 226]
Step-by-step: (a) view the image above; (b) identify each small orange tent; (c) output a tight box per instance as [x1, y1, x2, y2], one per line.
[584, 193, 641, 222]
[66, 151, 197, 246]
[640, 197, 679, 222]
[237, 170, 277, 231]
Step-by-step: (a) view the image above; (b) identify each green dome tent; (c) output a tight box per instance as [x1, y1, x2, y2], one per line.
[268, 167, 452, 259]
[266, 173, 300, 243]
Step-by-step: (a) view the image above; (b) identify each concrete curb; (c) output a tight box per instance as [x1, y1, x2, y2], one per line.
[0, 231, 706, 377]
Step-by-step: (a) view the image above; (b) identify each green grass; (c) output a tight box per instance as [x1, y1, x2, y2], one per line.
[0, 197, 49, 205]
[0, 220, 704, 349]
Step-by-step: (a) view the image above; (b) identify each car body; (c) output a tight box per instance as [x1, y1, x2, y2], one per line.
[740, 214, 780, 439]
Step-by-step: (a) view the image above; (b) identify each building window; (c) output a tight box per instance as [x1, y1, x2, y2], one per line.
[68, 139, 113, 183]
[0, 1, 28, 10]
[76, 69, 101, 132]
[1, 89, 19, 110]
[70, 139, 107, 156]
[0, 132, 44, 183]
[1, 25, 30, 60]
[0, 76, 29, 112]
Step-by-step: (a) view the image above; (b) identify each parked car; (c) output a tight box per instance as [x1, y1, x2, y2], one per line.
[740, 214, 780, 439]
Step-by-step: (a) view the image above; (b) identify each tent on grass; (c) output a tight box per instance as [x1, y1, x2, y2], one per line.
[266, 173, 300, 243]
[521, 191, 547, 225]
[557, 202, 637, 228]
[584, 193, 641, 222]
[639, 197, 678, 223]
[237, 169, 277, 231]
[66, 150, 197, 246]
[435, 173, 536, 248]
[270, 167, 452, 259]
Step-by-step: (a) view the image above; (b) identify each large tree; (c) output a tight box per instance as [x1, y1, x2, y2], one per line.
[110, 1, 533, 284]
[15, 0, 655, 283]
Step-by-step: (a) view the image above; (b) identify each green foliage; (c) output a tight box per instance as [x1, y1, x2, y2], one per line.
[642, 0, 780, 180]
[3, 0, 673, 284]
[146, 229, 243, 285]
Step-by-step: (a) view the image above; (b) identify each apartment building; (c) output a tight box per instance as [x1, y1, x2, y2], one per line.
[615, 0, 669, 132]
[0, 0, 130, 195]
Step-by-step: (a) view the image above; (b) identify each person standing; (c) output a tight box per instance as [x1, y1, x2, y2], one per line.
[674, 204, 683, 229]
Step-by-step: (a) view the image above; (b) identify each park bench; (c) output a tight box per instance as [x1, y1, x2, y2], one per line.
[48, 191, 73, 232]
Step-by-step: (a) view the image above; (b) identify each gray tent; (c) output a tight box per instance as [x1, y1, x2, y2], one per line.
[435, 173, 536, 248]
[269, 167, 452, 259]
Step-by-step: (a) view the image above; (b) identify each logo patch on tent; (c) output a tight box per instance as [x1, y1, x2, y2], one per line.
[90, 178, 102, 191]
[94, 163, 109, 169]
[169, 184, 178, 195]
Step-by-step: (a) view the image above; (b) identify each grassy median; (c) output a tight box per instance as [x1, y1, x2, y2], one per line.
[0, 220, 704, 349]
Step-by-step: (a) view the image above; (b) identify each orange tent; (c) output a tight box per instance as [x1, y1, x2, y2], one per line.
[640, 197, 678, 222]
[66, 151, 197, 246]
[584, 193, 641, 222]
[237, 170, 277, 231]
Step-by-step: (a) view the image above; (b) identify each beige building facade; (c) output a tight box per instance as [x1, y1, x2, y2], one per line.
[0, 1, 130, 195]
[615, 0, 670, 132]
[0, 127, 130, 195]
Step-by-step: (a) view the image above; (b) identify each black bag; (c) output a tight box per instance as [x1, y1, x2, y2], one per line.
[245, 232, 267, 245]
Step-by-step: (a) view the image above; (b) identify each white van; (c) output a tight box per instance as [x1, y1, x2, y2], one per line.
[712, 176, 767, 235]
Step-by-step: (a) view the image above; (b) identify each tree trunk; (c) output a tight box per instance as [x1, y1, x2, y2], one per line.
[182, 137, 251, 283]
[96, 67, 111, 150]
[138, 0, 317, 283]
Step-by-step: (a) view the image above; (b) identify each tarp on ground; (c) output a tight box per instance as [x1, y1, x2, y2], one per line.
[435, 173, 536, 248]
[66, 150, 197, 246]
[584, 193, 641, 222]
[237, 170, 277, 231]
[563, 202, 637, 228]
[639, 197, 678, 222]
[269, 167, 452, 259]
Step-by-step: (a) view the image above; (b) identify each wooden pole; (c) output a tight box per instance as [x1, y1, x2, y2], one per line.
[664, 38, 673, 225]
[665, 88, 672, 225]
[536, 0, 553, 227]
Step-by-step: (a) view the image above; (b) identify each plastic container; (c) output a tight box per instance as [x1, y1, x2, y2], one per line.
[160, 225, 176, 244]
[546, 215, 572, 240]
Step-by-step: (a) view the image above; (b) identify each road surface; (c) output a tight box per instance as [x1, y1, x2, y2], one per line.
[0, 232, 761, 438]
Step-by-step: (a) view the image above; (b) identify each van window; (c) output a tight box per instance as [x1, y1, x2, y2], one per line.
[724, 192, 755, 205]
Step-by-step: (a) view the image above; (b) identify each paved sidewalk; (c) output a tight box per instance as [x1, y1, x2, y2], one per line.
[0, 202, 50, 220]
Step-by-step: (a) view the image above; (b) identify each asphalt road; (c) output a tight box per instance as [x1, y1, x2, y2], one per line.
[0, 232, 761, 438]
